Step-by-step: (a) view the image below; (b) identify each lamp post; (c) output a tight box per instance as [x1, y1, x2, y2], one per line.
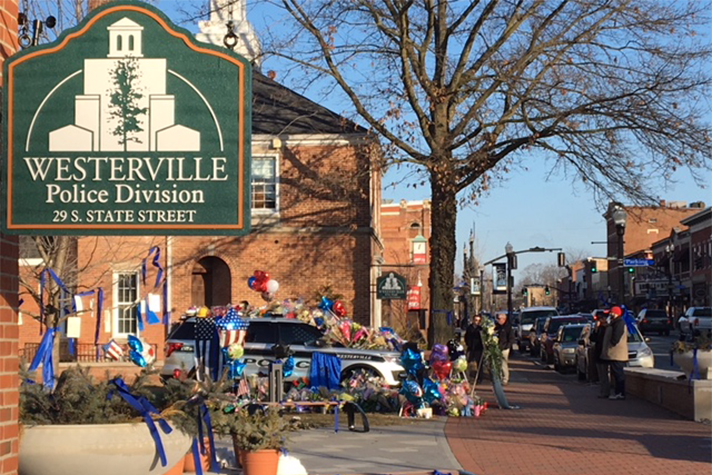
[505, 242, 515, 321]
[666, 243, 675, 318]
[612, 206, 627, 305]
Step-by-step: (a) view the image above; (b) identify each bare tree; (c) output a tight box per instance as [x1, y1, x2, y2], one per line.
[254, 0, 711, 344]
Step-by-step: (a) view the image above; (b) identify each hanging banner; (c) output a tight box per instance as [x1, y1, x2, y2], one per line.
[2, 1, 251, 235]
[407, 286, 421, 310]
[493, 263, 507, 295]
[470, 277, 481, 296]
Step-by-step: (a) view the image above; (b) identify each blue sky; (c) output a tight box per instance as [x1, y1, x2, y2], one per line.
[156, 1, 711, 280]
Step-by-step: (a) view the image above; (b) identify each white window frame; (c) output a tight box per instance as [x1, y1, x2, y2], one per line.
[251, 154, 279, 215]
[112, 271, 140, 339]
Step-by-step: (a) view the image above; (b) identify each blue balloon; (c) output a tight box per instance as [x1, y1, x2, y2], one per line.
[399, 379, 423, 404]
[314, 317, 325, 328]
[318, 296, 334, 312]
[127, 335, 143, 353]
[230, 360, 246, 379]
[400, 348, 424, 376]
[283, 355, 295, 378]
[422, 378, 441, 404]
[129, 349, 147, 367]
[247, 276, 257, 290]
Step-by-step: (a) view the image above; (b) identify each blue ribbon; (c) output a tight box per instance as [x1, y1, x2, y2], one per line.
[28, 327, 58, 390]
[622, 307, 637, 335]
[191, 438, 204, 475]
[39, 268, 72, 334]
[109, 378, 172, 467]
[692, 348, 700, 380]
[141, 247, 169, 327]
[197, 405, 219, 473]
[76, 288, 104, 361]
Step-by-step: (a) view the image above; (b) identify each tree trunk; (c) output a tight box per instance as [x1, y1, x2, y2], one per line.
[428, 169, 457, 347]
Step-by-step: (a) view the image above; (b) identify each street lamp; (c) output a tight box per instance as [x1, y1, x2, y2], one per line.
[612, 206, 627, 304]
[665, 243, 675, 317]
[505, 242, 515, 322]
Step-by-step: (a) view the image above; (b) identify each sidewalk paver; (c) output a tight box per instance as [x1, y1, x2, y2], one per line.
[446, 357, 712, 475]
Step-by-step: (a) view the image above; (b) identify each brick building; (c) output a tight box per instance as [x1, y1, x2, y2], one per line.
[0, 1, 20, 473]
[379, 200, 431, 339]
[17, 3, 383, 363]
[604, 200, 705, 305]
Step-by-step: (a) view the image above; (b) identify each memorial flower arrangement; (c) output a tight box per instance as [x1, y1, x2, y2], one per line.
[480, 316, 504, 380]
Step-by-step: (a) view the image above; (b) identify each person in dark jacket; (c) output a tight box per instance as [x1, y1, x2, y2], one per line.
[601, 305, 629, 400]
[591, 315, 609, 397]
[465, 314, 484, 381]
[495, 312, 515, 384]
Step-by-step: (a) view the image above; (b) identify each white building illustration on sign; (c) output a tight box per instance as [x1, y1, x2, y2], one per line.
[49, 17, 200, 152]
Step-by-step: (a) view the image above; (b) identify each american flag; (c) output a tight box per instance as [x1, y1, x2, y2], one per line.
[218, 308, 250, 348]
[104, 339, 124, 360]
[236, 378, 250, 398]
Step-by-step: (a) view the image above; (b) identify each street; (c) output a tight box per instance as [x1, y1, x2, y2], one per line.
[643, 331, 682, 371]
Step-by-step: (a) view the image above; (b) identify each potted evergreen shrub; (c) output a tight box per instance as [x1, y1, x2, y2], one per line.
[217, 405, 289, 475]
[672, 332, 712, 379]
[19, 366, 194, 475]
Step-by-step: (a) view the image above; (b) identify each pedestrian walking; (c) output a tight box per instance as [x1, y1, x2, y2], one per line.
[465, 314, 484, 382]
[591, 315, 610, 397]
[601, 306, 628, 400]
[495, 312, 515, 385]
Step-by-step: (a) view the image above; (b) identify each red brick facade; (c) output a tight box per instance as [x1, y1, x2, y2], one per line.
[0, 1, 19, 473]
[380, 200, 431, 338]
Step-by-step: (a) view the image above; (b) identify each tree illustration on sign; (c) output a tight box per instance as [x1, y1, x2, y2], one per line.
[108, 58, 147, 150]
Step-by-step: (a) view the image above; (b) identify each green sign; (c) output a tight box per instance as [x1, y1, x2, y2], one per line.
[2, 1, 251, 235]
[377, 272, 408, 300]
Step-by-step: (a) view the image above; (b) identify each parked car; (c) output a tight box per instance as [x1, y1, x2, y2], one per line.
[552, 323, 590, 373]
[161, 316, 406, 386]
[636, 308, 673, 336]
[575, 322, 655, 379]
[678, 307, 712, 337]
[539, 315, 589, 364]
[516, 306, 559, 353]
[528, 317, 547, 357]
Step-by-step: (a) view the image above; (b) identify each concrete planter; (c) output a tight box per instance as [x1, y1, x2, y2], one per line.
[673, 350, 712, 380]
[19, 422, 192, 475]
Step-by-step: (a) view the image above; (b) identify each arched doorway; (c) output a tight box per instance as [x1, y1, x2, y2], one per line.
[191, 256, 231, 307]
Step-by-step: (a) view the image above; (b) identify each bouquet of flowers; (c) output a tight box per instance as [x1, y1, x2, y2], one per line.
[480, 316, 504, 380]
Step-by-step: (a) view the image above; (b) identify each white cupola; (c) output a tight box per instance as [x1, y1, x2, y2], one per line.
[107, 17, 144, 58]
[196, 0, 261, 67]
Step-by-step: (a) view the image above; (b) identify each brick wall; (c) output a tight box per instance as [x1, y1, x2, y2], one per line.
[0, 1, 20, 473]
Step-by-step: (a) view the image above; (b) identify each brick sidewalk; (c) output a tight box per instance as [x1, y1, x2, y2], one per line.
[446, 357, 712, 475]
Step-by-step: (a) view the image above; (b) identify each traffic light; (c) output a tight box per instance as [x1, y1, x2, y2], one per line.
[557, 252, 566, 267]
[545, 286, 551, 295]
[627, 267, 636, 274]
[591, 262, 598, 273]
[522, 287, 528, 296]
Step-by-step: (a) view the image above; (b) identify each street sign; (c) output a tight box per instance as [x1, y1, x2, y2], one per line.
[624, 258, 655, 267]
[377, 272, 407, 300]
[3, 2, 251, 235]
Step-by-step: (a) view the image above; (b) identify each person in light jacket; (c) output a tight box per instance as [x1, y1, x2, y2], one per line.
[601, 306, 628, 400]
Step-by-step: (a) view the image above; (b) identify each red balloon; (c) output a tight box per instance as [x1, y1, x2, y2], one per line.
[432, 360, 452, 380]
[333, 301, 347, 317]
[254, 270, 267, 281]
